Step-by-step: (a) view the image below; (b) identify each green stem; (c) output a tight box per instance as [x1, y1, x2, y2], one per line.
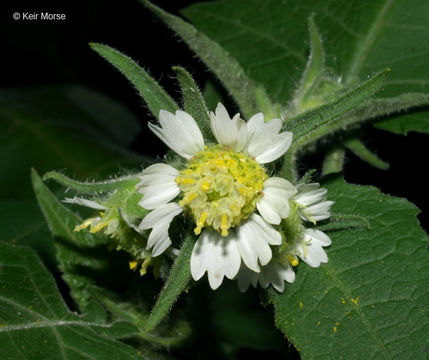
[145, 233, 195, 332]
[43, 171, 140, 194]
[345, 138, 389, 170]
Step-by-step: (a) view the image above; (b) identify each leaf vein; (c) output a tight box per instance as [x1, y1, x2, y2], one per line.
[324, 265, 393, 359]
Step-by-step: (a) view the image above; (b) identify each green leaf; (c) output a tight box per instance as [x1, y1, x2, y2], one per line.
[267, 177, 429, 359]
[183, 0, 429, 133]
[345, 138, 390, 170]
[375, 111, 429, 135]
[181, 0, 307, 103]
[321, 147, 345, 176]
[285, 69, 389, 143]
[292, 15, 325, 112]
[316, 214, 370, 232]
[59, 84, 141, 147]
[90, 42, 179, 118]
[141, 0, 275, 119]
[145, 234, 195, 332]
[281, 69, 389, 179]
[90, 288, 191, 348]
[339, 93, 429, 134]
[0, 199, 56, 269]
[32, 171, 190, 350]
[43, 171, 141, 194]
[31, 169, 110, 308]
[0, 85, 142, 200]
[172, 66, 213, 140]
[0, 241, 141, 360]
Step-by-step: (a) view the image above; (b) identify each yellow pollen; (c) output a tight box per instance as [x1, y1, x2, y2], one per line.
[287, 254, 299, 267]
[89, 221, 109, 233]
[351, 296, 360, 305]
[194, 211, 208, 235]
[129, 260, 138, 270]
[201, 181, 211, 192]
[74, 218, 94, 232]
[179, 178, 195, 185]
[140, 257, 152, 276]
[176, 145, 267, 236]
[221, 214, 229, 237]
[184, 192, 197, 204]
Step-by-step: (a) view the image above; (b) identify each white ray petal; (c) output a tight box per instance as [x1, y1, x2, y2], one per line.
[236, 263, 260, 293]
[137, 163, 180, 210]
[297, 229, 331, 267]
[248, 214, 282, 245]
[209, 103, 247, 151]
[257, 177, 297, 224]
[246, 113, 293, 164]
[293, 183, 334, 223]
[139, 202, 182, 229]
[63, 197, 107, 210]
[149, 110, 204, 159]
[258, 260, 295, 292]
[190, 230, 241, 289]
[138, 203, 182, 257]
[236, 214, 280, 272]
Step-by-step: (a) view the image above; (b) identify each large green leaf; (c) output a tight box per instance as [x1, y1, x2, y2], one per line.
[375, 111, 429, 135]
[0, 199, 55, 269]
[90, 43, 179, 118]
[0, 241, 142, 360]
[31, 170, 192, 350]
[281, 69, 389, 179]
[31, 169, 112, 309]
[90, 287, 192, 349]
[0, 85, 143, 200]
[141, 0, 275, 119]
[268, 177, 429, 359]
[182, 0, 429, 132]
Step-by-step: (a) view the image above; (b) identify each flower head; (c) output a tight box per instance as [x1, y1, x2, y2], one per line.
[137, 103, 295, 289]
[293, 183, 334, 224]
[64, 190, 160, 277]
[236, 182, 333, 292]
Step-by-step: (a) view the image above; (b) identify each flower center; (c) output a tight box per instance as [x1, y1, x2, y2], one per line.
[175, 145, 268, 237]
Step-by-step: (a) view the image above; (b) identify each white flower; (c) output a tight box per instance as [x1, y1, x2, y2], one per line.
[236, 228, 331, 293]
[290, 183, 333, 269]
[137, 103, 295, 289]
[236, 182, 334, 293]
[236, 258, 295, 293]
[63, 196, 107, 210]
[296, 229, 331, 267]
[293, 183, 334, 223]
[139, 202, 183, 257]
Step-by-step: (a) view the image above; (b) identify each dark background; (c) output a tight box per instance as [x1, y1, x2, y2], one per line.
[1, 0, 427, 358]
[2, 0, 426, 230]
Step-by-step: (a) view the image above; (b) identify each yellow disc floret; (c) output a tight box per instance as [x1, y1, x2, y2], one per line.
[176, 145, 268, 237]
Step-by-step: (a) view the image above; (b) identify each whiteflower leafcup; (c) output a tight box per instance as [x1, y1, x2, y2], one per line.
[136, 103, 297, 289]
[236, 182, 334, 292]
[63, 104, 334, 292]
